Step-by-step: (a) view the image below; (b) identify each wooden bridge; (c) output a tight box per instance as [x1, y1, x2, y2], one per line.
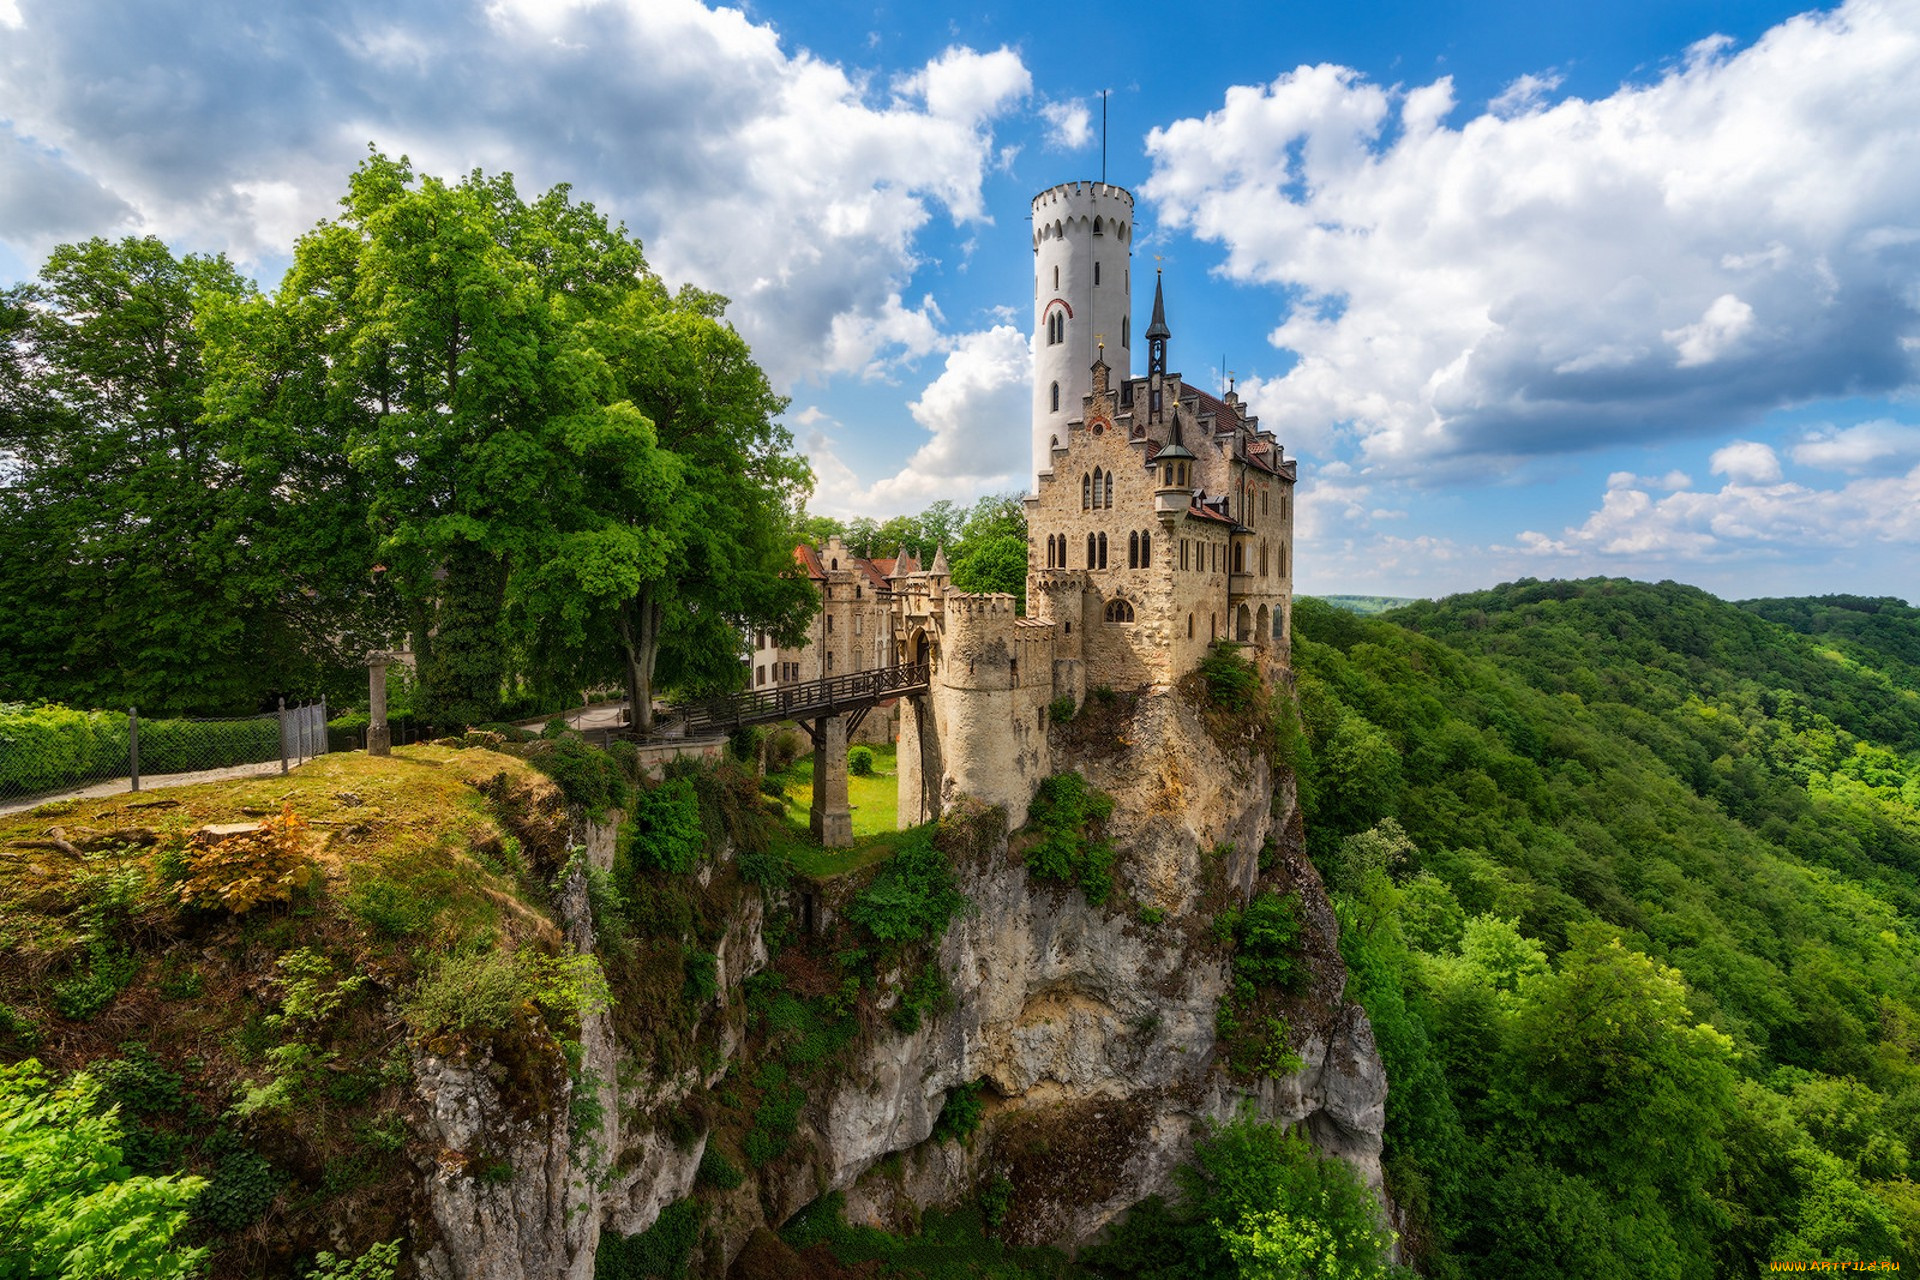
[598, 661, 932, 849]
[670, 660, 931, 737]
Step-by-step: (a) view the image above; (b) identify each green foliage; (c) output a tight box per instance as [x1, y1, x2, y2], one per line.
[889, 963, 954, 1034]
[528, 737, 631, 816]
[306, 1241, 400, 1280]
[0, 1059, 209, 1278]
[1286, 582, 1920, 1277]
[1222, 891, 1306, 991]
[695, 1144, 743, 1190]
[630, 778, 704, 874]
[53, 939, 139, 1020]
[1086, 1113, 1397, 1280]
[594, 1199, 706, 1280]
[845, 826, 966, 946]
[194, 1149, 281, 1233]
[1199, 642, 1264, 714]
[931, 1080, 986, 1144]
[405, 947, 609, 1041]
[979, 1174, 1015, 1229]
[1023, 772, 1118, 906]
[1, 236, 373, 718]
[848, 745, 875, 777]
[1047, 694, 1078, 725]
[743, 1062, 805, 1167]
[783, 1193, 1076, 1278]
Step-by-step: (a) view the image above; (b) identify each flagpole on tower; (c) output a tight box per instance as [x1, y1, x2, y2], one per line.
[1101, 90, 1108, 184]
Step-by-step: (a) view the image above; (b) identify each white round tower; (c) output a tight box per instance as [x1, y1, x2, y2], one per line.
[1031, 181, 1134, 485]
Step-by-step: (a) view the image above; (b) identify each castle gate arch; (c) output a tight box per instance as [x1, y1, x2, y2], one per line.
[1236, 603, 1253, 642]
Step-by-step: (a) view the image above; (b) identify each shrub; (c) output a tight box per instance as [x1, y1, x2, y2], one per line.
[768, 730, 803, 771]
[175, 803, 316, 915]
[696, 1145, 744, 1191]
[526, 737, 629, 815]
[596, 1199, 706, 1280]
[0, 1060, 208, 1278]
[137, 716, 281, 774]
[1199, 643, 1263, 714]
[193, 1149, 281, 1232]
[845, 827, 966, 946]
[1023, 771, 1118, 906]
[405, 949, 525, 1038]
[1048, 693, 1078, 725]
[0, 703, 126, 796]
[1228, 891, 1306, 991]
[848, 745, 875, 777]
[630, 778, 704, 874]
[931, 1080, 985, 1144]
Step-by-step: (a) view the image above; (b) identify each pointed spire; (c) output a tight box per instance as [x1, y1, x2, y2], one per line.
[931, 544, 950, 576]
[1144, 269, 1171, 341]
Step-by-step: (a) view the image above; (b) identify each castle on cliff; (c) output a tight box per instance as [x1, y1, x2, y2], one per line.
[887, 180, 1299, 831]
[755, 180, 1299, 842]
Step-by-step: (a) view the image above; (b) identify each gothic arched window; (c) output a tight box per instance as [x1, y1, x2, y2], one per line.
[1086, 533, 1096, 567]
[1082, 473, 1091, 510]
[1141, 531, 1151, 565]
[1097, 532, 1108, 568]
[1051, 381, 1060, 412]
[1105, 598, 1134, 623]
[1092, 467, 1105, 508]
[1128, 530, 1139, 568]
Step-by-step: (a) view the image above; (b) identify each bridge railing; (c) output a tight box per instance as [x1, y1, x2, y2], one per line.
[660, 661, 931, 737]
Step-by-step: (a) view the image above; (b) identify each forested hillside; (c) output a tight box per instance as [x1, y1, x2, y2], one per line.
[1288, 580, 1920, 1277]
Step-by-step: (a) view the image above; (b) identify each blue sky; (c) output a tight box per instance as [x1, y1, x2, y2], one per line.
[3, 0, 1917, 602]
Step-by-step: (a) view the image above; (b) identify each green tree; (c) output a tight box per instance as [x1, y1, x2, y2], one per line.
[0, 1059, 207, 1279]
[0, 237, 348, 713]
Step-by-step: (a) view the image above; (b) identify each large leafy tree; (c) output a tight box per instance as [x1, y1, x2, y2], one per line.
[207, 152, 810, 729]
[0, 237, 305, 713]
[598, 285, 815, 727]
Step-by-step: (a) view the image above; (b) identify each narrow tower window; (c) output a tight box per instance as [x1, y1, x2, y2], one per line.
[1097, 533, 1109, 568]
[1142, 531, 1151, 564]
[1082, 473, 1091, 510]
[1123, 317, 1129, 347]
[1128, 530, 1139, 568]
[1094, 262, 1101, 286]
[1051, 381, 1060, 412]
[1053, 265, 1060, 289]
[1086, 533, 1096, 567]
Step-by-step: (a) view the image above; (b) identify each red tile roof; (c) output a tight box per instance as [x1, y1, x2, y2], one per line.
[793, 543, 826, 578]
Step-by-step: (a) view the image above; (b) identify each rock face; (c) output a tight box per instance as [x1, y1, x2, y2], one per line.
[831, 683, 1387, 1246]
[412, 682, 1388, 1277]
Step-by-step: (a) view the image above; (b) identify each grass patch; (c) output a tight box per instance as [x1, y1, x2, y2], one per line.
[771, 741, 900, 839]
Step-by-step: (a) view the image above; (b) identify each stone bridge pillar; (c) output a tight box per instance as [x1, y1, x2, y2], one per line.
[809, 714, 854, 848]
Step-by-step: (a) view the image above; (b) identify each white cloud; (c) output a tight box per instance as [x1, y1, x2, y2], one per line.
[1489, 70, 1563, 117]
[1142, 0, 1920, 475]
[1040, 99, 1093, 149]
[1709, 439, 1783, 483]
[0, 0, 21, 29]
[1510, 461, 1920, 561]
[865, 324, 1033, 508]
[1792, 418, 1920, 473]
[1664, 293, 1757, 367]
[0, 0, 1033, 386]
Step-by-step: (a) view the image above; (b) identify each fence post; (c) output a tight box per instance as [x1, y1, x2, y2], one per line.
[129, 706, 140, 793]
[279, 697, 290, 774]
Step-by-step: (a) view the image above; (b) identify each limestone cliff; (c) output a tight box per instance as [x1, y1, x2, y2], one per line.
[417, 679, 1388, 1278]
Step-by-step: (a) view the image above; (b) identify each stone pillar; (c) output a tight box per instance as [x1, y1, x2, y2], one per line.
[809, 714, 854, 848]
[367, 660, 392, 757]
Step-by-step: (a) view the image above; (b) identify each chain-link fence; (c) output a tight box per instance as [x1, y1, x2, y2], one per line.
[0, 699, 329, 810]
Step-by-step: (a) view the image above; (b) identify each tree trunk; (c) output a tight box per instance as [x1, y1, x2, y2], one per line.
[618, 592, 664, 732]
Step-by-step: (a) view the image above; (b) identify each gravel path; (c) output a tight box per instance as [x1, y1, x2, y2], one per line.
[0, 760, 296, 818]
